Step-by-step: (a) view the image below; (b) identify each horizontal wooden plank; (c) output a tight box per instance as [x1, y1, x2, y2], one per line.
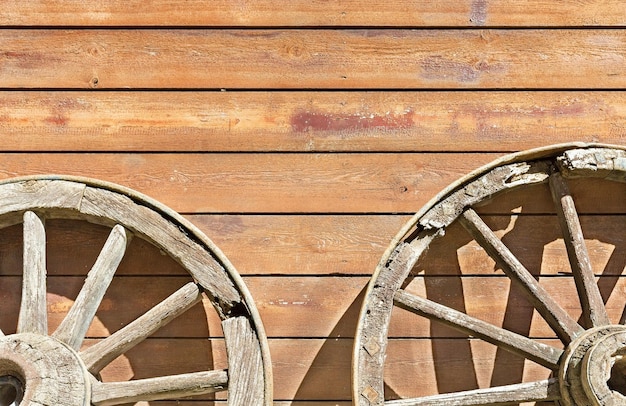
[1, 273, 624, 339]
[0, 214, 620, 278]
[0, 152, 496, 213]
[0, 153, 621, 214]
[250, 275, 626, 339]
[94, 338, 354, 401]
[2, 91, 626, 152]
[384, 338, 555, 400]
[198, 214, 625, 277]
[393, 275, 626, 338]
[0, 215, 621, 340]
[191, 215, 409, 275]
[1, 30, 626, 89]
[1, 1, 625, 27]
[0, 275, 204, 338]
[0, 219, 188, 276]
[90, 337, 558, 401]
[1, 275, 367, 339]
[267, 339, 352, 401]
[413, 214, 626, 277]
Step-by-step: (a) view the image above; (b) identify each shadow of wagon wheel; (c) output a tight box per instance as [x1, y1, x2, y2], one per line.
[290, 285, 400, 403]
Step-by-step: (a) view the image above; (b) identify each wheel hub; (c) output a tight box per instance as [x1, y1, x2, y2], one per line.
[0, 334, 89, 406]
[560, 326, 626, 406]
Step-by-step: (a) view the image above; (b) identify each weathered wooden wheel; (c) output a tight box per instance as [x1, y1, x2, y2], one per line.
[0, 176, 271, 405]
[354, 143, 626, 405]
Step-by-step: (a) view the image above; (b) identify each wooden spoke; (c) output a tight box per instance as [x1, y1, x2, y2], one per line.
[17, 211, 47, 335]
[394, 289, 563, 369]
[355, 147, 626, 406]
[549, 172, 610, 328]
[460, 208, 583, 344]
[90, 369, 228, 405]
[385, 378, 560, 406]
[80, 281, 203, 374]
[53, 225, 130, 350]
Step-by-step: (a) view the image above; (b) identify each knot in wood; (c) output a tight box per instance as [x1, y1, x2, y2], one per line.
[0, 334, 89, 406]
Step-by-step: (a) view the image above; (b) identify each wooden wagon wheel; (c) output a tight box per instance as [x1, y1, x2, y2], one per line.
[0, 176, 272, 406]
[354, 143, 626, 405]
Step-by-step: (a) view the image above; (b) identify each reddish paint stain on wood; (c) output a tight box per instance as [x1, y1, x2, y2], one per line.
[44, 115, 69, 126]
[291, 110, 414, 133]
[0, 51, 56, 70]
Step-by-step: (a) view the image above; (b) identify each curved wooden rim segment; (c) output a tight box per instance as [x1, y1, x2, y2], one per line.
[0, 176, 272, 405]
[374, 142, 626, 261]
[354, 144, 626, 405]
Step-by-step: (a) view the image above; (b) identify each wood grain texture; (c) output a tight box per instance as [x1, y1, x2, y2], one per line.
[383, 338, 555, 401]
[190, 214, 410, 276]
[0, 334, 89, 404]
[249, 271, 626, 340]
[223, 316, 265, 405]
[549, 172, 610, 328]
[78, 184, 242, 317]
[393, 289, 563, 369]
[460, 208, 584, 343]
[92, 337, 353, 401]
[2, 274, 626, 340]
[0, 153, 620, 214]
[385, 378, 560, 405]
[17, 211, 47, 335]
[1, 91, 625, 152]
[1, 30, 626, 89]
[1, 1, 625, 27]
[0, 3, 624, 403]
[91, 370, 228, 405]
[86, 337, 559, 401]
[52, 224, 130, 350]
[0, 214, 621, 278]
[0, 152, 498, 213]
[81, 282, 203, 373]
[393, 275, 626, 340]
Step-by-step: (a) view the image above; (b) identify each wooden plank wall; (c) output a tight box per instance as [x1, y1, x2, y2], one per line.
[0, 2, 625, 405]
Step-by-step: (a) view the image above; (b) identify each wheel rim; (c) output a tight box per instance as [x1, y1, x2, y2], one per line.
[0, 176, 272, 405]
[354, 143, 626, 405]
